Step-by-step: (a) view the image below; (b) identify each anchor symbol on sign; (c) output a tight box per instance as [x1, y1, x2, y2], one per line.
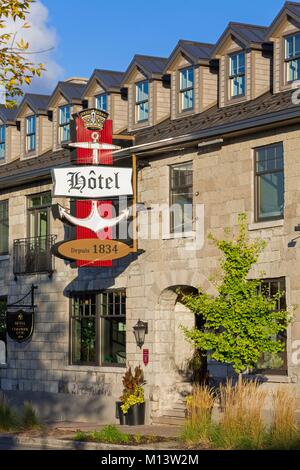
[65, 131, 121, 164]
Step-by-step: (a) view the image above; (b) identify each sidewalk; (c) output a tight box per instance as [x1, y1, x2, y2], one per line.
[47, 422, 182, 439]
[0, 422, 183, 450]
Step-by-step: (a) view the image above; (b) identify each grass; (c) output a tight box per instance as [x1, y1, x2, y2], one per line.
[181, 381, 300, 450]
[0, 394, 40, 432]
[74, 425, 164, 446]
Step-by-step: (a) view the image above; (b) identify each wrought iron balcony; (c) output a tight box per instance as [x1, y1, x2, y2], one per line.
[13, 235, 57, 277]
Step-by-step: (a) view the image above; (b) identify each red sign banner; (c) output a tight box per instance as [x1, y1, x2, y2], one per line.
[75, 116, 113, 267]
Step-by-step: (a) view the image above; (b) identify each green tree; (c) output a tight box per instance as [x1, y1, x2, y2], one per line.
[182, 214, 291, 374]
[0, 0, 45, 107]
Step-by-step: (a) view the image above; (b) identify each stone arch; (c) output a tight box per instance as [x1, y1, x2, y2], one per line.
[151, 283, 207, 417]
[150, 270, 217, 307]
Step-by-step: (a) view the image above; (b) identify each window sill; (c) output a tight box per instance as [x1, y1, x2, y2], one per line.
[248, 220, 284, 231]
[247, 374, 291, 383]
[0, 254, 9, 261]
[162, 231, 195, 240]
[64, 365, 125, 374]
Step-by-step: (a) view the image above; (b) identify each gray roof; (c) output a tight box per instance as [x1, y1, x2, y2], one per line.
[133, 88, 299, 149]
[212, 22, 269, 57]
[48, 81, 86, 106]
[0, 105, 18, 124]
[267, 2, 300, 39]
[122, 55, 168, 84]
[83, 69, 124, 95]
[164, 40, 214, 71]
[285, 1, 300, 16]
[15, 93, 50, 118]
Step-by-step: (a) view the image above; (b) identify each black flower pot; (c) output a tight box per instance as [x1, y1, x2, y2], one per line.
[126, 403, 145, 426]
[116, 401, 127, 426]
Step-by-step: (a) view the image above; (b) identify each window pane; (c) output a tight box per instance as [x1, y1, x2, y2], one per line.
[136, 81, 148, 102]
[71, 295, 97, 365]
[137, 101, 149, 122]
[60, 124, 70, 142]
[0, 298, 7, 365]
[231, 75, 245, 97]
[73, 317, 96, 364]
[287, 59, 300, 81]
[258, 172, 284, 219]
[59, 105, 70, 125]
[99, 291, 126, 366]
[102, 317, 126, 365]
[170, 163, 193, 233]
[256, 279, 287, 374]
[230, 54, 238, 75]
[96, 94, 107, 112]
[182, 89, 194, 110]
[0, 200, 8, 255]
[286, 36, 294, 59]
[238, 52, 245, 74]
[26, 115, 36, 134]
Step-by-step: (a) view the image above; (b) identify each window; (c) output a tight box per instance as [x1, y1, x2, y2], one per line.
[0, 297, 7, 365]
[59, 105, 71, 143]
[0, 125, 5, 160]
[135, 80, 149, 123]
[285, 33, 300, 82]
[95, 94, 107, 112]
[170, 162, 193, 234]
[70, 291, 126, 366]
[229, 52, 245, 98]
[256, 278, 287, 375]
[26, 115, 36, 153]
[0, 200, 8, 255]
[255, 143, 284, 222]
[179, 67, 194, 111]
[28, 192, 51, 239]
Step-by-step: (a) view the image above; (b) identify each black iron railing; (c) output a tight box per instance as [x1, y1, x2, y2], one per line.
[13, 235, 57, 276]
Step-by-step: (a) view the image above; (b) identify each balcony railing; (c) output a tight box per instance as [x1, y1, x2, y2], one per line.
[13, 235, 57, 277]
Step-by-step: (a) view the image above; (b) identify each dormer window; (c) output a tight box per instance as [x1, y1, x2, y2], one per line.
[285, 33, 300, 82]
[179, 67, 194, 111]
[59, 105, 71, 143]
[229, 52, 245, 98]
[135, 80, 149, 123]
[0, 126, 5, 160]
[26, 115, 36, 153]
[95, 94, 107, 112]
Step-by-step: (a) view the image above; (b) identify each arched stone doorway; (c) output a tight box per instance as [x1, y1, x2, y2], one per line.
[152, 285, 206, 417]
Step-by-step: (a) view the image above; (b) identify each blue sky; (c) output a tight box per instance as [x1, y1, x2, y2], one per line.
[34, 0, 287, 89]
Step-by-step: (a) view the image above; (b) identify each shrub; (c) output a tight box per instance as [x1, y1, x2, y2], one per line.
[181, 386, 216, 448]
[0, 393, 19, 431]
[219, 377, 267, 449]
[21, 402, 40, 429]
[269, 387, 300, 449]
[75, 425, 131, 444]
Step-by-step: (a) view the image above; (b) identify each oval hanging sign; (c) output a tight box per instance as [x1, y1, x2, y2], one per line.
[53, 239, 132, 262]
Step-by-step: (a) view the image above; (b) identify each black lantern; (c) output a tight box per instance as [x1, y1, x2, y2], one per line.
[133, 320, 148, 349]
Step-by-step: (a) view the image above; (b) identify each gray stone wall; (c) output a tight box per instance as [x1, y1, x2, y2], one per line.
[1, 123, 300, 421]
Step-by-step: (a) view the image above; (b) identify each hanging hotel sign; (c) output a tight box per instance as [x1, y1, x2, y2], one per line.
[6, 285, 37, 343]
[51, 108, 137, 265]
[7, 310, 34, 343]
[52, 166, 133, 199]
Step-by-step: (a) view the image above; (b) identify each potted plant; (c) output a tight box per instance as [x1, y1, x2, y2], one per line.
[118, 365, 145, 426]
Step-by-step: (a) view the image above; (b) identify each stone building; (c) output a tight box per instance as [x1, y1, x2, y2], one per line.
[1, 1, 300, 424]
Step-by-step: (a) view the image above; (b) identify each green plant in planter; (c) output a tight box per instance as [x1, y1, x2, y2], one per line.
[120, 366, 145, 415]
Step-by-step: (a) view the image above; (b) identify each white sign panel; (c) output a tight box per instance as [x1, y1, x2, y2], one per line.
[52, 166, 133, 199]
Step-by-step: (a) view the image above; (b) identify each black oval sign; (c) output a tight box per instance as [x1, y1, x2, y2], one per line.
[6, 310, 34, 343]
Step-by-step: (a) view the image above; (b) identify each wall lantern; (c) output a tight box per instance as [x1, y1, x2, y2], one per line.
[133, 320, 148, 349]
